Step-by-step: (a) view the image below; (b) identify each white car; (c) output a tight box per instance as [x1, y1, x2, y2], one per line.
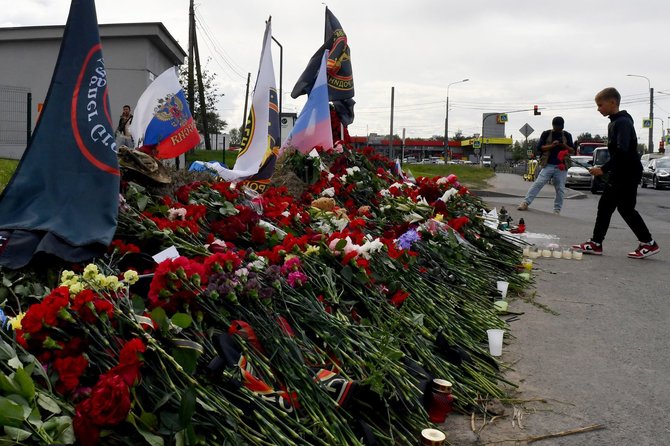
[565, 155, 592, 189]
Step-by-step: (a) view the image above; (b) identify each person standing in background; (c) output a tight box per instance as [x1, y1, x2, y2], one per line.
[517, 116, 574, 215]
[115, 105, 134, 147]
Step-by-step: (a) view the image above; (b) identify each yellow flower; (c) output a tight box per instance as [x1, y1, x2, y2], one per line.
[434, 214, 444, 222]
[94, 274, 109, 288]
[83, 264, 99, 280]
[9, 313, 25, 330]
[68, 282, 84, 295]
[60, 270, 76, 283]
[106, 276, 121, 291]
[305, 245, 320, 256]
[123, 270, 139, 285]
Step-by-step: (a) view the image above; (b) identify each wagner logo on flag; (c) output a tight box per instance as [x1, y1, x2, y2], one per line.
[72, 45, 119, 175]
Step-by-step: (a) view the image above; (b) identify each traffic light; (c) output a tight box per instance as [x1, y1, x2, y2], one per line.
[533, 105, 541, 116]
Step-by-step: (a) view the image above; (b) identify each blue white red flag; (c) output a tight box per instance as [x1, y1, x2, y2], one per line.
[0, 0, 120, 269]
[281, 50, 333, 154]
[207, 19, 278, 193]
[130, 67, 200, 159]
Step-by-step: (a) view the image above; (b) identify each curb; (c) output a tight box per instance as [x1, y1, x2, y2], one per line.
[472, 189, 588, 200]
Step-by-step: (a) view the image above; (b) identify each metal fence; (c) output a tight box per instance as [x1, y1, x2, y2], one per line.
[0, 85, 31, 146]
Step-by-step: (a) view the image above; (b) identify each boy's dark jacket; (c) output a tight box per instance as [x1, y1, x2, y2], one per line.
[601, 110, 642, 185]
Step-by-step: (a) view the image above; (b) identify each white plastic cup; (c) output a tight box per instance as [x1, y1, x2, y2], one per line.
[486, 329, 505, 356]
[496, 280, 509, 299]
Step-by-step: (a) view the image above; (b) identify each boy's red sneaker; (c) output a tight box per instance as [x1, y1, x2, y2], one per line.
[627, 241, 660, 259]
[571, 240, 603, 255]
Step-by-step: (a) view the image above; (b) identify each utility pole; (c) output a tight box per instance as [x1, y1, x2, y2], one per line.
[188, 0, 211, 150]
[389, 86, 395, 159]
[242, 72, 251, 131]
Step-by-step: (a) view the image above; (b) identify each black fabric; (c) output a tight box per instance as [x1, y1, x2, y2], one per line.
[592, 181, 652, 244]
[0, 0, 119, 270]
[536, 129, 574, 165]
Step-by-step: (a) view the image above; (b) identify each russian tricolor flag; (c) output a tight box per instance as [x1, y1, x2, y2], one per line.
[281, 50, 333, 154]
[130, 67, 201, 159]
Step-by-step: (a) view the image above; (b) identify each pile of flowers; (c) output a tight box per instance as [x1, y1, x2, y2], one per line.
[0, 147, 528, 445]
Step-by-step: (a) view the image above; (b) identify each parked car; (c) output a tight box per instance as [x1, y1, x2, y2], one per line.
[481, 155, 492, 168]
[641, 156, 670, 189]
[590, 147, 610, 194]
[565, 155, 592, 189]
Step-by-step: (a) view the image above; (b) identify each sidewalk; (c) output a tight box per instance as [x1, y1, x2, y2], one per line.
[472, 172, 587, 200]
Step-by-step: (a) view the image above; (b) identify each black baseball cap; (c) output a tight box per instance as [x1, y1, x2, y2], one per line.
[552, 116, 564, 128]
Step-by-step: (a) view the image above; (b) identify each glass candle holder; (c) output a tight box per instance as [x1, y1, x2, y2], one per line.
[562, 248, 573, 259]
[427, 379, 454, 424]
[541, 248, 552, 258]
[421, 428, 446, 446]
[573, 251, 583, 260]
[552, 248, 562, 259]
[522, 246, 531, 257]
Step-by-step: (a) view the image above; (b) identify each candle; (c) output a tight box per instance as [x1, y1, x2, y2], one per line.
[562, 249, 572, 259]
[552, 249, 562, 259]
[573, 251, 583, 260]
[529, 249, 540, 259]
[421, 428, 446, 446]
[522, 246, 531, 256]
[541, 248, 551, 258]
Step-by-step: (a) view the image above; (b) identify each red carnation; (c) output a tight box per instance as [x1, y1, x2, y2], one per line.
[54, 355, 89, 393]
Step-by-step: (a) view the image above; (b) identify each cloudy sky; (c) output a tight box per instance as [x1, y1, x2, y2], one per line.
[4, 0, 670, 148]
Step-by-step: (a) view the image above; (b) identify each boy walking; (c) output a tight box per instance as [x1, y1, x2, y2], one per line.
[572, 87, 660, 259]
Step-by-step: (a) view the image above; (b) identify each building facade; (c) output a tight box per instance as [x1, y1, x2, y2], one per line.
[0, 23, 186, 159]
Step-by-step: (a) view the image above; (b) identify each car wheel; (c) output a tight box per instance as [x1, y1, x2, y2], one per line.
[653, 176, 661, 190]
[641, 178, 647, 188]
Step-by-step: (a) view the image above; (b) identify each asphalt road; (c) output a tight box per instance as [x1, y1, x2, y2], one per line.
[465, 175, 669, 445]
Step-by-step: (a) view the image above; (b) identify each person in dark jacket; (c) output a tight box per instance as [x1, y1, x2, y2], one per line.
[572, 87, 660, 259]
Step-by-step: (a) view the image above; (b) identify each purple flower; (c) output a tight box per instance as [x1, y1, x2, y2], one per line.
[397, 228, 420, 250]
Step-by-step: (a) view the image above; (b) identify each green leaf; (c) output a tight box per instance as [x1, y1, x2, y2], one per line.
[3, 426, 31, 442]
[0, 373, 20, 395]
[0, 396, 26, 427]
[0, 340, 17, 362]
[335, 239, 347, 250]
[341, 265, 353, 283]
[137, 195, 149, 212]
[36, 393, 62, 414]
[129, 413, 164, 446]
[27, 407, 42, 428]
[178, 387, 196, 429]
[171, 313, 192, 329]
[150, 307, 169, 332]
[172, 348, 198, 375]
[410, 313, 425, 326]
[14, 368, 35, 400]
[51, 416, 75, 444]
[6, 395, 31, 420]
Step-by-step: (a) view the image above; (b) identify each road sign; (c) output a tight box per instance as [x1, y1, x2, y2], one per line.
[519, 123, 534, 138]
[665, 135, 670, 145]
[473, 140, 482, 149]
[642, 119, 652, 128]
[497, 113, 509, 123]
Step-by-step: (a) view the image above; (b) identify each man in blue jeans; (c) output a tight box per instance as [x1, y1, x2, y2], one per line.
[517, 116, 574, 215]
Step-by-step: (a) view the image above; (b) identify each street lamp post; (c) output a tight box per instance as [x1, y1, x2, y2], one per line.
[444, 78, 469, 163]
[627, 74, 653, 153]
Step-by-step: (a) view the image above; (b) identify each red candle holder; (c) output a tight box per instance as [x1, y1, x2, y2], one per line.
[427, 379, 454, 424]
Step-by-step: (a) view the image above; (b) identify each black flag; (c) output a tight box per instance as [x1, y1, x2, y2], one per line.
[0, 0, 120, 269]
[291, 7, 355, 125]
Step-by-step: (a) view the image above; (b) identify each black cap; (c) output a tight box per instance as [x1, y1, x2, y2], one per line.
[552, 116, 564, 128]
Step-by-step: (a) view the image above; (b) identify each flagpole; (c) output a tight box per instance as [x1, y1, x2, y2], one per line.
[271, 36, 283, 144]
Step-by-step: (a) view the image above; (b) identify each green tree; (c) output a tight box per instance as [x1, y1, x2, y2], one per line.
[179, 60, 227, 134]
[228, 126, 243, 147]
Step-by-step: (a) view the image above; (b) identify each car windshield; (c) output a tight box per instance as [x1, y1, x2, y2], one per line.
[572, 158, 591, 168]
[656, 159, 670, 168]
[594, 150, 610, 165]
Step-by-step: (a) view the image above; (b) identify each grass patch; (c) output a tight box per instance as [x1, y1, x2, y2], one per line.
[185, 149, 238, 167]
[0, 158, 19, 193]
[404, 163, 495, 189]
